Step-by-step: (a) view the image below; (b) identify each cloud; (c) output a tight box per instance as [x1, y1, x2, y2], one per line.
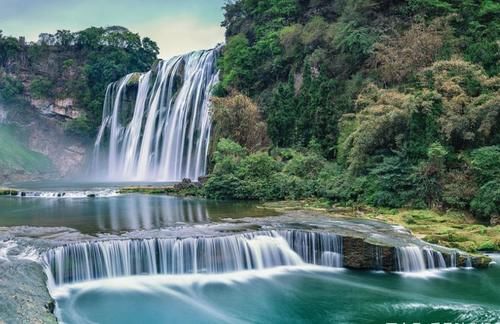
[0, 0, 226, 57]
[132, 16, 225, 59]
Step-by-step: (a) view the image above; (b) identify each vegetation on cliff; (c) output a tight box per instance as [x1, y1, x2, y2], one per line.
[0, 27, 159, 137]
[206, 0, 500, 224]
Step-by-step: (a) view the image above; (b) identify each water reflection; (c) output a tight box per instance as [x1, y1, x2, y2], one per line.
[0, 195, 275, 234]
[93, 195, 210, 231]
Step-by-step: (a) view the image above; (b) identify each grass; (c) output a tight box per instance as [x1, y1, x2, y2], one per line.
[0, 125, 53, 173]
[261, 200, 500, 253]
[366, 209, 500, 253]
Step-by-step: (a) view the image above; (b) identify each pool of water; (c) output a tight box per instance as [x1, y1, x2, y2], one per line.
[53, 258, 500, 324]
[2, 181, 499, 323]
[0, 194, 277, 234]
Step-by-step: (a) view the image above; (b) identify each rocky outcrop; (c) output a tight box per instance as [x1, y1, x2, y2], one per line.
[30, 97, 83, 119]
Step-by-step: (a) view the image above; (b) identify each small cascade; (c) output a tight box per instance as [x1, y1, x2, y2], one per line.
[278, 230, 343, 267]
[43, 230, 343, 286]
[374, 246, 384, 270]
[396, 246, 451, 272]
[396, 246, 427, 272]
[450, 252, 457, 268]
[16, 190, 119, 199]
[465, 256, 473, 269]
[92, 47, 220, 182]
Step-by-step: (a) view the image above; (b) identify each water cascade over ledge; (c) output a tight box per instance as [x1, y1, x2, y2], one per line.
[395, 246, 453, 272]
[92, 47, 220, 181]
[43, 230, 343, 285]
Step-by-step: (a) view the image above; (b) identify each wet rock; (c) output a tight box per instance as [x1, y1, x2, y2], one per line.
[472, 255, 493, 268]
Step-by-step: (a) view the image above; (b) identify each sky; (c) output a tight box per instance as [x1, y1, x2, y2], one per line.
[0, 0, 226, 58]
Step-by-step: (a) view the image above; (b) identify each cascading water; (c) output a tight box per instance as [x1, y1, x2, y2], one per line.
[43, 230, 343, 285]
[92, 47, 220, 181]
[395, 245, 450, 272]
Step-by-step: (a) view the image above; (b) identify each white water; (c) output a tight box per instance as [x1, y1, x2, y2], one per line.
[15, 189, 119, 198]
[396, 246, 450, 272]
[92, 47, 220, 181]
[43, 230, 343, 286]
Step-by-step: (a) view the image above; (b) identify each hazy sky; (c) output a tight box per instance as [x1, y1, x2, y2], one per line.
[0, 0, 226, 58]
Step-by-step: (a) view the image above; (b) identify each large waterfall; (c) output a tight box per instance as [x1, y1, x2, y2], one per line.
[43, 230, 343, 285]
[92, 47, 220, 181]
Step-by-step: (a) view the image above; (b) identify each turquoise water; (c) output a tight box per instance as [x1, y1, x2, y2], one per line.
[2, 182, 499, 323]
[54, 260, 500, 324]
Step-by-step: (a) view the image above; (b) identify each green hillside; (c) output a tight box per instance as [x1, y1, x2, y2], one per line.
[0, 125, 53, 173]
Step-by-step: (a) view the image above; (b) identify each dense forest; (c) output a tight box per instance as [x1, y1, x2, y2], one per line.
[205, 0, 499, 224]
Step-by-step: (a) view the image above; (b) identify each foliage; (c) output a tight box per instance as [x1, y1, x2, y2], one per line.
[0, 30, 20, 65]
[211, 0, 500, 221]
[29, 77, 53, 99]
[442, 168, 477, 209]
[471, 180, 500, 221]
[412, 143, 448, 208]
[0, 74, 23, 101]
[211, 92, 269, 152]
[365, 156, 415, 208]
[205, 139, 322, 200]
[371, 18, 450, 84]
[470, 146, 500, 184]
[419, 59, 500, 149]
[0, 26, 159, 136]
[340, 84, 411, 173]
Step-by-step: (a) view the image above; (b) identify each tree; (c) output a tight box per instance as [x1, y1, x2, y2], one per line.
[371, 18, 450, 84]
[211, 92, 269, 152]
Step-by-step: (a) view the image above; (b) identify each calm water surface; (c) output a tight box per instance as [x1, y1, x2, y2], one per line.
[0, 181, 277, 233]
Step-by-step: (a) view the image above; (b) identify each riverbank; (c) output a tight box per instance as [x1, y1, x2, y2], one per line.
[262, 200, 500, 254]
[113, 183, 500, 254]
[110, 185, 500, 254]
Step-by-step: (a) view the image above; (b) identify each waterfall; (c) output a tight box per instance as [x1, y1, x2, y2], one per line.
[465, 256, 473, 268]
[92, 47, 220, 181]
[395, 246, 450, 272]
[43, 230, 343, 285]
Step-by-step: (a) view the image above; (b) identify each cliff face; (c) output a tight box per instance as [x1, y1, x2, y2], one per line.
[0, 27, 159, 183]
[0, 45, 88, 183]
[0, 100, 86, 183]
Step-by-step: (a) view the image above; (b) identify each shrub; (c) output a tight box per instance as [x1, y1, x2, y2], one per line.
[470, 146, 500, 184]
[0, 75, 23, 101]
[365, 156, 414, 208]
[442, 169, 478, 209]
[29, 76, 53, 99]
[470, 180, 500, 221]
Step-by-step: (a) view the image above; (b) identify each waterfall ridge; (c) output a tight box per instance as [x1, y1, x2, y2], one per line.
[92, 47, 219, 181]
[43, 230, 343, 285]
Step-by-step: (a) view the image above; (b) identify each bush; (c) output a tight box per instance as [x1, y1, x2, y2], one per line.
[470, 146, 500, 184]
[442, 169, 478, 209]
[365, 156, 414, 208]
[29, 76, 53, 99]
[0, 75, 23, 101]
[470, 180, 500, 221]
